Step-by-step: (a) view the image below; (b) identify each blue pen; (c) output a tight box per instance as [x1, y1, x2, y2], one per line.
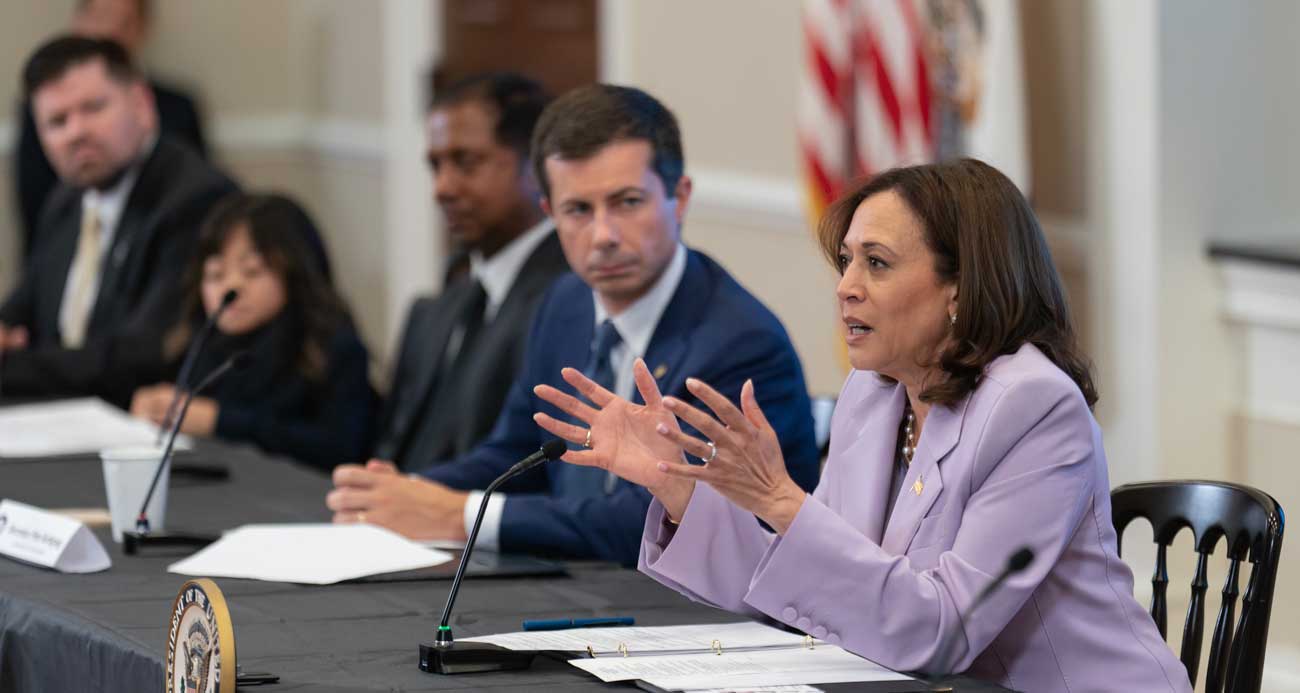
[522, 616, 635, 631]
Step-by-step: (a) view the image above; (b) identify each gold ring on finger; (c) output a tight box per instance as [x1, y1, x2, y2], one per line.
[584, 429, 593, 449]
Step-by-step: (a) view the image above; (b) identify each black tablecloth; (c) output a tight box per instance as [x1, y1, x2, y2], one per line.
[0, 441, 1009, 692]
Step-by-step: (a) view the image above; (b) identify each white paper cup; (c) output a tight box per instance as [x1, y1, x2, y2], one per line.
[100, 446, 170, 543]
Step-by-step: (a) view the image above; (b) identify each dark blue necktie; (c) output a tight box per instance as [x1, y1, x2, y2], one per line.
[565, 319, 622, 497]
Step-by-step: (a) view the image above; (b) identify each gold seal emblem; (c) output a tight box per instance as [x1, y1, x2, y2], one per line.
[166, 578, 235, 693]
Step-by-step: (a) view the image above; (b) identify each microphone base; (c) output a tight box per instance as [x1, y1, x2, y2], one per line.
[418, 641, 537, 674]
[122, 530, 218, 555]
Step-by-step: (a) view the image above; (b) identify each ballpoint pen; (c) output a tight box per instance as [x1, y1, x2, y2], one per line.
[521, 616, 635, 631]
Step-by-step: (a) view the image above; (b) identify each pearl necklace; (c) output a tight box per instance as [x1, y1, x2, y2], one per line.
[902, 406, 916, 465]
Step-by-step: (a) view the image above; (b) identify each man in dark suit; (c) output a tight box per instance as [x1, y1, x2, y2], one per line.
[327, 85, 820, 567]
[0, 36, 235, 401]
[13, 0, 208, 260]
[371, 73, 570, 469]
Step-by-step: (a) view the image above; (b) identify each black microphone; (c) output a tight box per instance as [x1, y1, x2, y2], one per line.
[156, 289, 238, 445]
[122, 351, 250, 555]
[419, 438, 567, 675]
[925, 547, 1034, 679]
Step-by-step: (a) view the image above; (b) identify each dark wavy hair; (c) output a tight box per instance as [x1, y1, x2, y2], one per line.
[818, 159, 1097, 408]
[165, 193, 353, 381]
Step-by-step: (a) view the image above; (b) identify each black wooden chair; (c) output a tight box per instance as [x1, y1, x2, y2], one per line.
[1112, 480, 1284, 693]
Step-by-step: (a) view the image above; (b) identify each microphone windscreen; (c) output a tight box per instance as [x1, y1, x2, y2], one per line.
[1008, 547, 1034, 572]
[541, 438, 567, 460]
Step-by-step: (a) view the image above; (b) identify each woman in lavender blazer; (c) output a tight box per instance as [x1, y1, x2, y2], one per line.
[534, 160, 1191, 692]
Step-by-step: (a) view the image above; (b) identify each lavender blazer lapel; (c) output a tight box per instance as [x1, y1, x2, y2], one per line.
[880, 395, 968, 556]
[823, 376, 904, 546]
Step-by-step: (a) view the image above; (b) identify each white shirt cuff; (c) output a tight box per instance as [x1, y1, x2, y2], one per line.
[462, 490, 506, 551]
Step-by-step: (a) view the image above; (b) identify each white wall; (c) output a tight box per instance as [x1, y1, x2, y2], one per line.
[1157, 0, 1300, 684]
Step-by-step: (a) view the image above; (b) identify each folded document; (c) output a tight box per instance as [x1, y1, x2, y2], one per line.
[463, 621, 911, 690]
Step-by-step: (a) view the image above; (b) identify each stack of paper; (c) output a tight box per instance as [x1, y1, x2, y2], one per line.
[168, 524, 453, 584]
[0, 398, 189, 458]
[463, 622, 912, 690]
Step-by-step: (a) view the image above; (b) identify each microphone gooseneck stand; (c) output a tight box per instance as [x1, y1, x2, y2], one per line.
[419, 439, 567, 674]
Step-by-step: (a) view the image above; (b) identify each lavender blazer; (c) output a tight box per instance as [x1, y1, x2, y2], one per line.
[640, 344, 1192, 693]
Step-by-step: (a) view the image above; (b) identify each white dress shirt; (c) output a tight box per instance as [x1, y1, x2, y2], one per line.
[468, 218, 555, 322]
[464, 243, 689, 551]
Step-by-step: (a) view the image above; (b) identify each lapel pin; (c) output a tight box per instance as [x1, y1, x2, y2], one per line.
[653, 364, 668, 379]
[913, 477, 924, 496]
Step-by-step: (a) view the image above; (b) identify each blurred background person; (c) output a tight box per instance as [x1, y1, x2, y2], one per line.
[0, 35, 233, 403]
[372, 72, 569, 470]
[13, 0, 208, 261]
[130, 192, 375, 472]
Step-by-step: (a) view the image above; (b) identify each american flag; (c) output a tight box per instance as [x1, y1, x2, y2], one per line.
[799, 0, 1027, 224]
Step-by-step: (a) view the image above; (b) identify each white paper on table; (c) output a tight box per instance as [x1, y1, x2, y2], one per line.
[463, 621, 813, 655]
[0, 398, 190, 458]
[167, 523, 453, 584]
[681, 681, 821, 686]
[571, 646, 911, 689]
[0, 499, 111, 573]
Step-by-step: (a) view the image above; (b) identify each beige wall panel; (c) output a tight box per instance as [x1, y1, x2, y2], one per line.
[304, 0, 385, 121]
[684, 215, 846, 397]
[620, 0, 801, 181]
[144, 0, 309, 115]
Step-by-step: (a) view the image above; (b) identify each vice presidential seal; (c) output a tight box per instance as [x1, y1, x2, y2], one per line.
[166, 578, 235, 693]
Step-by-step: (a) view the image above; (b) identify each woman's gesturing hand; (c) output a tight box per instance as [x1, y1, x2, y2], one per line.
[532, 359, 695, 518]
[655, 377, 807, 534]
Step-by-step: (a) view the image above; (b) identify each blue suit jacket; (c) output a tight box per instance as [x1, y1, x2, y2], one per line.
[420, 249, 819, 566]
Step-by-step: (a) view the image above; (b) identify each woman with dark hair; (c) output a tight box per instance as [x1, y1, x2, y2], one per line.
[130, 193, 375, 472]
[534, 160, 1191, 691]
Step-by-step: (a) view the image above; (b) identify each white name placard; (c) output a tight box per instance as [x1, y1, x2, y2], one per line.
[0, 499, 111, 573]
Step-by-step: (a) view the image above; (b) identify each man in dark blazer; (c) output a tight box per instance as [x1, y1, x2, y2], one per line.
[0, 36, 235, 402]
[371, 73, 570, 469]
[13, 0, 208, 259]
[328, 85, 819, 567]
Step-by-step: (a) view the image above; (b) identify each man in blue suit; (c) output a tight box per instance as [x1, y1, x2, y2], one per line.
[327, 85, 818, 566]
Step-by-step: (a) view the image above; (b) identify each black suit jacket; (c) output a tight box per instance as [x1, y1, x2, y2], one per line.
[14, 80, 208, 258]
[0, 136, 237, 403]
[373, 230, 569, 467]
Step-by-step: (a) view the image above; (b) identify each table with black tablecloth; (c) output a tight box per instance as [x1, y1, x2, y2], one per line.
[0, 440, 1011, 692]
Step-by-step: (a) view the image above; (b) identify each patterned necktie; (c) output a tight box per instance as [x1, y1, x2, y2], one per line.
[565, 319, 623, 497]
[61, 206, 103, 348]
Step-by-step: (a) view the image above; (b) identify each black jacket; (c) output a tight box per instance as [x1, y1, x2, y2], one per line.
[373, 230, 569, 468]
[184, 314, 377, 472]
